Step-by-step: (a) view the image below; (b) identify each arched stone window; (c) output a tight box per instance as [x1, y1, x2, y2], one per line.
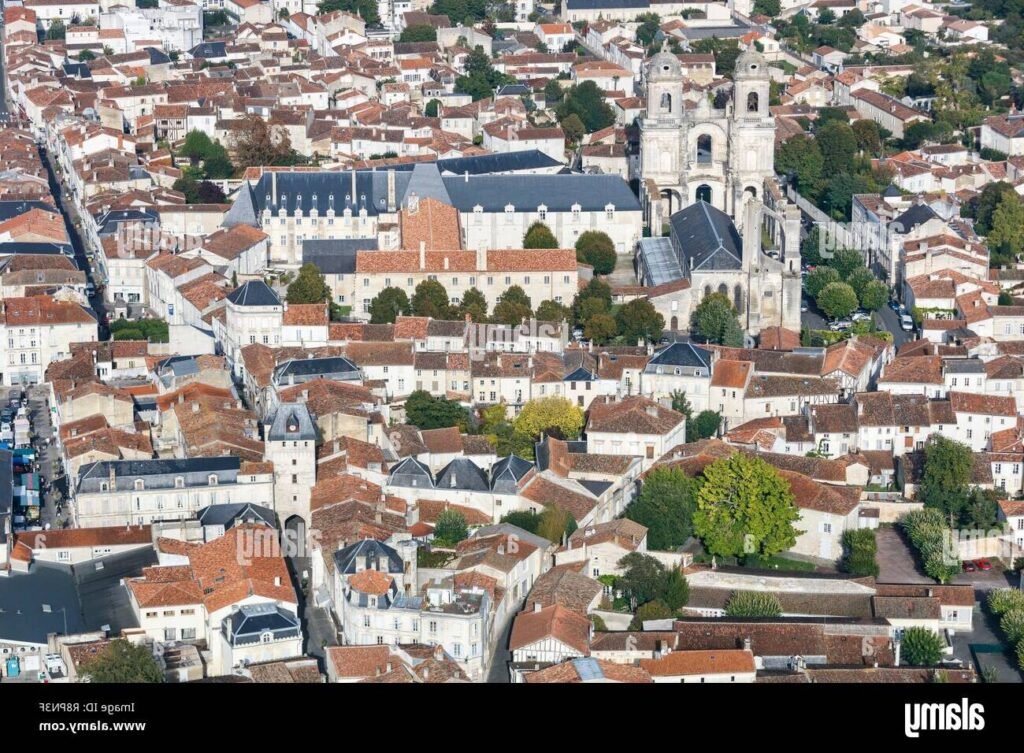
[718, 283, 728, 297]
[747, 91, 759, 113]
[734, 284, 744, 314]
[660, 92, 672, 112]
[696, 184, 712, 204]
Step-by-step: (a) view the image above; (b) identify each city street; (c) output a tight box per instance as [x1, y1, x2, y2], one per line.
[800, 297, 914, 348]
[25, 385, 68, 529]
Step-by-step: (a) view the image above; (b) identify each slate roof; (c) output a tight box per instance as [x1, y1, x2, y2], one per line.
[441, 173, 640, 212]
[333, 539, 404, 575]
[266, 402, 317, 442]
[434, 457, 490, 492]
[197, 502, 278, 530]
[892, 204, 938, 234]
[301, 238, 377, 274]
[191, 41, 227, 58]
[227, 280, 280, 307]
[225, 603, 301, 646]
[647, 342, 712, 370]
[669, 200, 743, 272]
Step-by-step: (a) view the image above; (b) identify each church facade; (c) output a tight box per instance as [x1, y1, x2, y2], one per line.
[639, 45, 777, 229]
[635, 47, 803, 337]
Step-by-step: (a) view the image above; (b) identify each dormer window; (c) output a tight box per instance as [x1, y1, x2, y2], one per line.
[605, 203, 615, 220]
[134, 479, 145, 491]
[538, 205, 547, 220]
[260, 631, 273, 644]
[175, 477, 184, 489]
[208, 475, 219, 486]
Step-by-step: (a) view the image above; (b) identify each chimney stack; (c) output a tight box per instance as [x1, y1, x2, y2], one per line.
[419, 241, 426, 270]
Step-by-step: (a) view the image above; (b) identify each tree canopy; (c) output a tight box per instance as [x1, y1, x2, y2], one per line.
[556, 80, 614, 132]
[725, 590, 783, 618]
[492, 285, 533, 326]
[693, 453, 802, 558]
[616, 298, 664, 344]
[405, 390, 469, 430]
[692, 292, 741, 344]
[816, 281, 858, 320]
[286, 263, 331, 304]
[399, 23, 437, 42]
[575, 231, 616, 275]
[81, 640, 164, 683]
[625, 467, 701, 549]
[434, 509, 469, 546]
[523, 221, 559, 249]
[411, 279, 453, 318]
[513, 396, 584, 440]
[369, 287, 412, 324]
[901, 626, 944, 667]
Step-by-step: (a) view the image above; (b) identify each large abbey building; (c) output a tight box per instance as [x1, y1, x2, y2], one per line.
[636, 46, 803, 336]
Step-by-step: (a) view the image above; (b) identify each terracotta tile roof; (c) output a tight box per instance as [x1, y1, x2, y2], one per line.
[710, 359, 752, 389]
[326, 645, 392, 679]
[393, 315, 430, 340]
[524, 658, 651, 683]
[14, 525, 151, 551]
[526, 566, 602, 614]
[777, 469, 861, 514]
[344, 340, 414, 366]
[201, 224, 267, 260]
[2, 296, 95, 326]
[283, 303, 328, 326]
[586, 395, 685, 435]
[640, 649, 755, 677]
[279, 379, 377, 417]
[879, 356, 943, 385]
[399, 197, 461, 250]
[562, 518, 646, 553]
[509, 603, 591, 654]
[417, 499, 492, 525]
[420, 426, 463, 454]
[521, 475, 596, 522]
[949, 390, 1017, 416]
[758, 326, 801, 351]
[347, 568, 394, 595]
[1000, 499, 1024, 518]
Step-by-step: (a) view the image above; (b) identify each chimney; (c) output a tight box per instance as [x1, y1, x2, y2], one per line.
[464, 170, 469, 183]
[408, 191, 419, 213]
[178, 392, 184, 404]
[109, 464, 117, 492]
[350, 166, 357, 205]
[443, 256, 450, 271]
[476, 246, 487, 271]
[419, 241, 426, 270]
[333, 439, 340, 455]
[274, 576, 282, 586]
[433, 644, 444, 661]
[743, 637, 752, 652]
[301, 389, 309, 401]
[533, 601, 542, 613]
[386, 169, 396, 211]
[385, 661, 393, 673]
[192, 402, 200, 413]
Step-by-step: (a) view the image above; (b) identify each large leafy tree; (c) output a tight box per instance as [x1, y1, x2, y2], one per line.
[286, 263, 331, 304]
[692, 292, 740, 344]
[852, 119, 882, 156]
[535, 299, 569, 323]
[232, 114, 298, 168]
[967, 181, 1017, 236]
[455, 45, 512, 101]
[523, 221, 559, 249]
[572, 278, 612, 325]
[775, 134, 823, 196]
[584, 313, 617, 343]
[536, 506, 577, 543]
[513, 396, 584, 440]
[841, 528, 879, 577]
[616, 298, 664, 344]
[900, 626, 944, 667]
[617, 552, 669, 606]
[369, 286, 412, 323]
[816, 282, 858, 320]
[411, 279, 453, 318]
[988, 193, 1024, 262]
[693, 453, 802, 558]
[81, 640, 164, 683]
[399, 23, 437, 42]
[556, 80, 614, 132]
[433, 509, 468, 546]
[688, 410, 721, 441]
[804, 266, 840, 299]
[625, 467, 701, 550]
[404, 390, 469, 430]
[459, 287, 488, 322]
[492, 285, 533, 326]
[918, 435, 973, 524]
[815, 121, 858, 175]
[318, 0, 379, 24]
[859, 280, 888, 311]
[628, 599, 674, 630]
[575, 231, 616, 275]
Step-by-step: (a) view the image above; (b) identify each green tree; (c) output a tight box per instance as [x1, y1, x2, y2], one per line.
[434, 509, 469, 546]
[180, 130, 214, 162]
[544, 79, 564, 105]
[616, 298, 664, 344]
[901, 627, 944, 667]
[720, 317, 745, 347]
[816, 107, 850, 129]
[816, 281, 858, 320]
[573, 278, 612, 324]
[618, 552, 668, 606]
[537, 506, 577, 543]
[692, 292, 740, 344]
[80, 640, 163, 683]
[690, 37, 740, 76]
[560, 113, 585, 144]
[775, 134, 824, 197]
[46, 19, 66, 40]
[584, 313, 618, 343]
[625, 467, 701, 549]
[752, 0, 780, 15]
[693, 453, 802, 558]
[988, 193, 1024, 260]
[514, 396, 584, 439]
[424, 98, 441, 117]
[827, 247, 866, 280]
[724, 590, 783, 618]
[688, 410, 721, 441]
[852, 119, 882, 156]
[969, 181, 1017, 235]
[988, 588, 1024, 616]
[671, 390, 692, 419]
[399, 23, 437, 42]
[556, 80, 614, 132]
[628, 599, 674, 630]
[999, 291, 1015, 306]
[901, 509, 960, 584]
[575, 230, 616, 275]
[499, 510, 541, 534]
[859, 280, 888, 311]
[841, 528, 879, 577]
[172, 175, 199, 203]
[1000, 609, 1024, 645]
[78, 50, 96, 62]
[317, 0, 379, 25]
[806, 266, 839, 299]
[523, 221, 559, 249]
[635, 12, 661, 47]
[404, 390, 469, 430]
[535, 299, 569, 323]
[663, 566, 690, 611]
[286, 263, 331, 304]
[492, 285, 533, 326]
[455, 45, 512, 101]
[459, 287, 488, 322]
[411, 279, 453, 318]
[369, 287, 412, 323]
[918, 435, 973, 524]
[845, 266, 875, 300]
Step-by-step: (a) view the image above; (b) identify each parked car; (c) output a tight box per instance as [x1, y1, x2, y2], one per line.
[851, 312, 871, 322]
[888, 299, 900, 312]
[800, 301, 808, 313]
[829, 319, 852, 331]
[974, 558, 992, 571]
[962, 560, 977, 573]
[900, 313, 915, 332]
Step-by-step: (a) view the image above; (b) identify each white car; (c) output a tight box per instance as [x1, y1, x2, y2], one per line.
[900, 314, 914, 331]
[851, 312, 871, 322]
